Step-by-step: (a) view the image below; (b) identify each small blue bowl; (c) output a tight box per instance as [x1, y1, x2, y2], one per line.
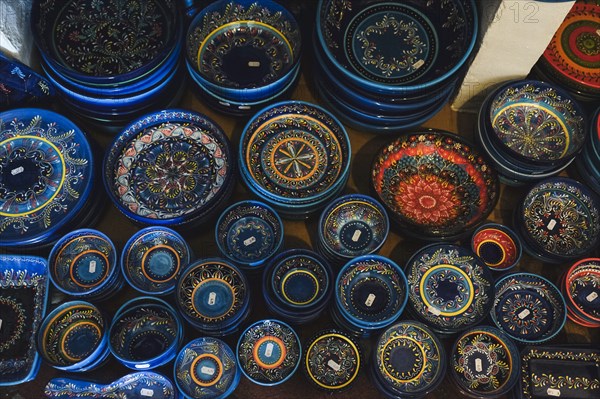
[492, 272, 567, 345]
[215, 200, 284, 270]
[236, 319, 301, 386]
[0, 52, 54, 107]
[37, 301, 109, 372]
[121, 226, 192, 295]
[45, 372, 177, 399]
[335, 255, 408, 334]
[174, 337, 241, 399]
[109, 297, 184, 370]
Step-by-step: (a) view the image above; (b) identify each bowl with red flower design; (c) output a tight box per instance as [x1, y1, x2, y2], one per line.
[471, 223, 522, 272]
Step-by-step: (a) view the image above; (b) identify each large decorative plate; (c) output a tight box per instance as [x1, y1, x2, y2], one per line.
[0, 255, 49, 386]
[371, 131, 498, 240]
[103, 109, 233, 226]
[0, 108, 93, 248]
[405, 243, 494, 333]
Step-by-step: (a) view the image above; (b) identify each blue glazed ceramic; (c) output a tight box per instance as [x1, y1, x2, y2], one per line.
[562, 258, 600, 328]
[174, 337, 241, 399]
[103, 109, 235, 227]
[492, 273, 566, 345]
[44, 372, 177, 399]
[0, 255, 49, 386]
[176, 258, 250, 336]
[48, 229, 120, 300]
[109, 296, 184, 370]
[0, 52, 54, 108]
[121, 226, 192, 295]
[236, 319, 301, 386]
[216, 200, 284, 270]
[405, 243, 494, 335]
[450, 325, 520, 399]
[0, 108, 94, 248]
[316, 0, 478, 94]
[471, 223, 522, 272]
[37, 301, 109, 372]
[370, 320, 446, 398]
[335, 255, 408, 334]
[303, 329, 362, 392]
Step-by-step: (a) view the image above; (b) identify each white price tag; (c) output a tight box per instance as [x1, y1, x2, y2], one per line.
[547, 388, 561, 397]
[365, 294, 376, 307]
[351, 230, 362, 242]
[89, 260, 97, 274]
[11, 166, 24, 176]
[200, 366, 215, 376]
[327, 359, 341, 372]
[413, 59, 425, 69]
[208, 292, 217, 306]
[140, 389, 154, 397]
[586, 292, 598, 302]
[428, 306, 441, 316]
[265, 343, 274, 358]
[475, 358, 483, 372]
[547, 219, 557, 230]
[243, 236, 256, 246]
[248, 61, 261, 67]
[518, 309, 531, 319]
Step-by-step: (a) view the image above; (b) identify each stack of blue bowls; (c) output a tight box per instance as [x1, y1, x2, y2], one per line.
[185, 0, 302, 116]
[477, 79, 587, 186]
[575, 106, 600, 195]
[30, 0, 184, 130]
[313, 0, 478, 133]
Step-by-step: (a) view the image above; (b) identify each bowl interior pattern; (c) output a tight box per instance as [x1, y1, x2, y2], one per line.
[471, 224, 521, 271]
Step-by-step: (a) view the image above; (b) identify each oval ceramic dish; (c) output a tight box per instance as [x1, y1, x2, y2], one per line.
[371, 130, 499, 241]
[405, 243, 494, 335]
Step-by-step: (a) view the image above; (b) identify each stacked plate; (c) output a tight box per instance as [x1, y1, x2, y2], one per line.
[30, 0, 184, 130]
[533, 0, 600, 102]
[239, 101, 351, 218]
[313, 0, 478, 133]
[477, 79, 586, 186]
[559, 258, 600, 328]
[185, 0, 302, 116]
[575, 106, 600, 195]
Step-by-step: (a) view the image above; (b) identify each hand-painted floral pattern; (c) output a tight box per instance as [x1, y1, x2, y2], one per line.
[305, 332, 360, 390]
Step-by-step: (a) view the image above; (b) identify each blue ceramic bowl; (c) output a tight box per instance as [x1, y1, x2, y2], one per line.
[335, 255, 408, 333]
[185, 0, 301, 100]
[215, 200, 284, 270]
[318, 194, 389, 262]
[109, 297, 184, 370]
[121, 226, 192, 295]
[236, 319, 301, 386]
[48, 229, 120, 300]
[0, 108, 95, 249]
[450, 325, 520, 398]
[0, 255, 49, 386]
[492, 272, 566, 345]
[103, 109, 235, 227]
[45, 372, 177, 399]
[0, 52, 54, 107]
[405, 243, 495, 335]
[316, 0, 478, 94]
[176, 258, 250, 336]
[174, 337, 241, 399]
[37, 301, 109, 372]
[471, 223, 522, 272]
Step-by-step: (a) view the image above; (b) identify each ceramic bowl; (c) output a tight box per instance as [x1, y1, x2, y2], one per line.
[486, 80, 586, 165]
[109, 297, 183, 370]
[103, 109, 235, 227]
[0, 108, 94, 249]
[335, 255, 408, 334]
[236, 319, 301, 386]
[215, 200, 284, 270]
[48, 229, 120, 300]
[562, 258, 600, 328]
[0, 52, 54, 107]
[174, 337, 240, 399]
[316, 0, 478, 94]
[37, 301, 108, 372]
[471, 223, 522, 272]
[176, 258, 250, 336]
[492, 273, 566, 344]
[121, 226, 192, 295]
[318, 194, 389, 262]
[371, 130, 499, 241]
[0, 255, 49, 386]
[303, 329, 362, 392]
[405, 243, 495, 335]
[370, 320, 446, 398]
[516, 177, 600, 263]
[450, 325, 520, 399]
[45, 372, 177, 399]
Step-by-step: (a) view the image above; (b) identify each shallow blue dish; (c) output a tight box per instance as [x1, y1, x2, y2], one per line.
[44, 372, 177, 399]
[236, 319, 301, 386]
[109, 296, 184, 370]
[216, 200, 284, 270]
[174, 337, 240, 399]
[0, 52, 54, 108]
[0, 255, 49, 386]
[0, 108, 94, 249]
[121, 226, 192, 295]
